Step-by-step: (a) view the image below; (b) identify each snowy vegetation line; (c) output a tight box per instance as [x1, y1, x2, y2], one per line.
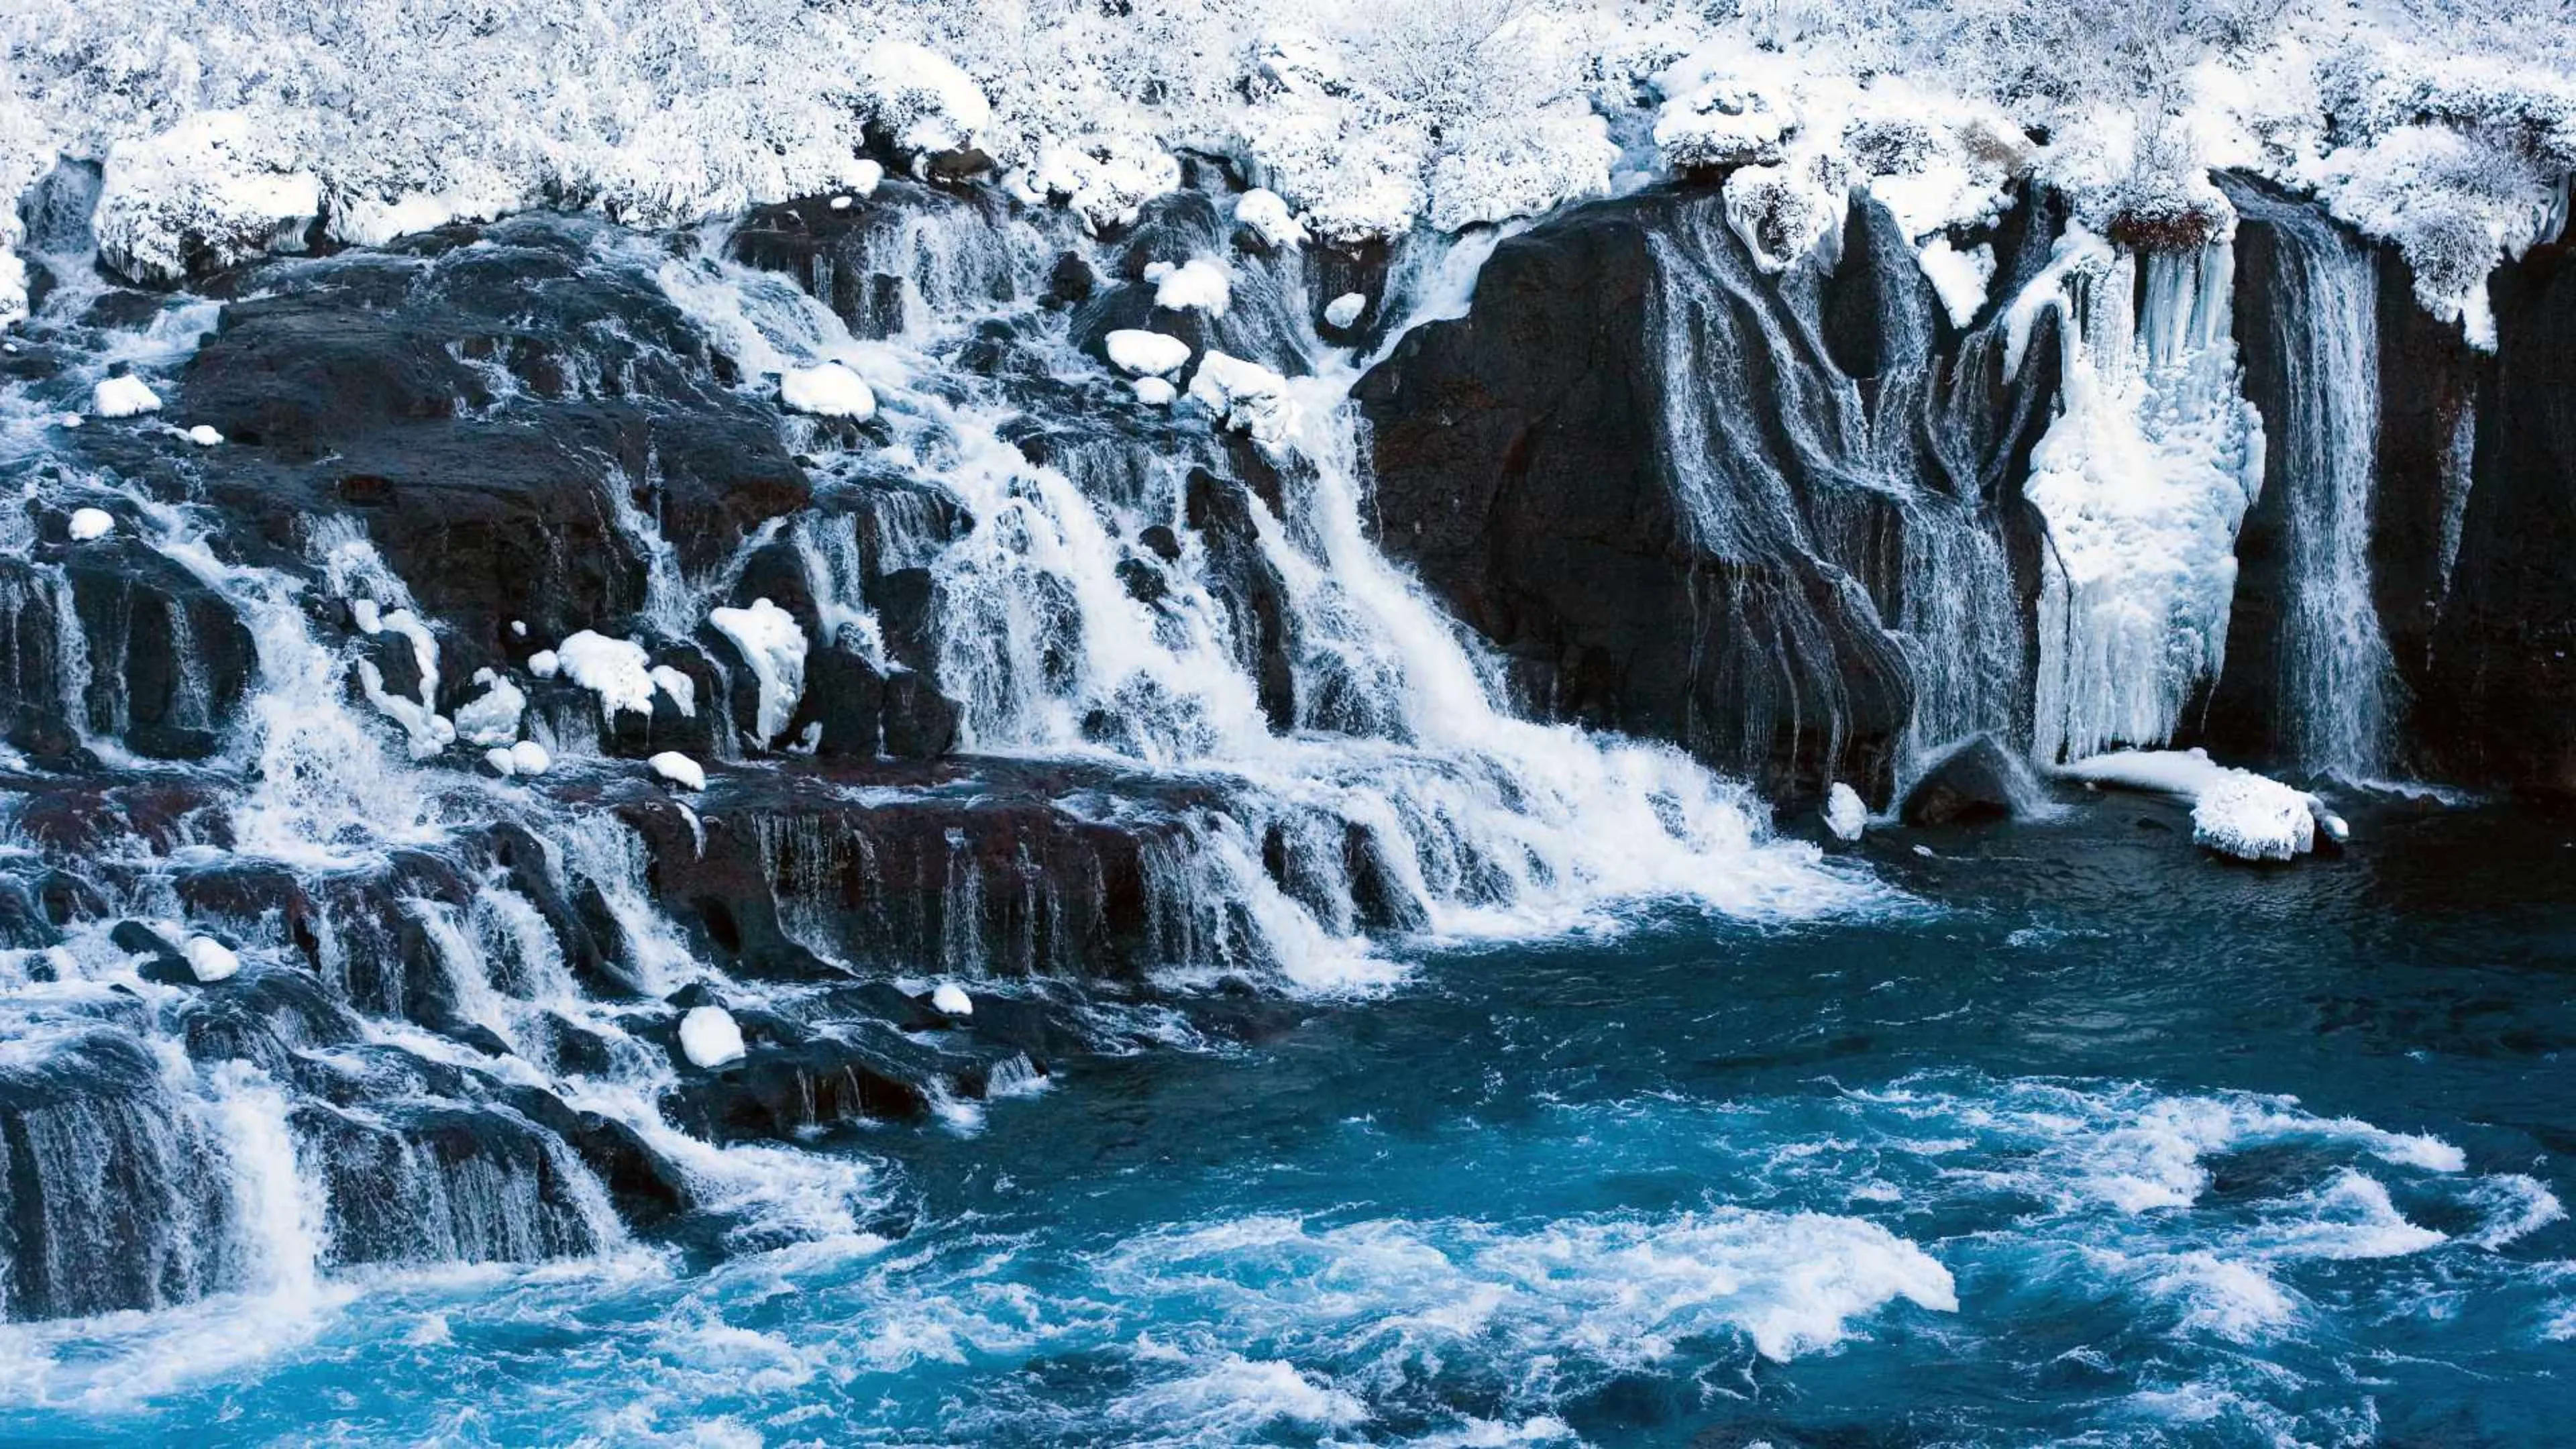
[3, 1, 2569, 341]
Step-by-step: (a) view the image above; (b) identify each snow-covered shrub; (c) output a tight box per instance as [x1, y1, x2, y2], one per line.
[94, 111, 321, 285]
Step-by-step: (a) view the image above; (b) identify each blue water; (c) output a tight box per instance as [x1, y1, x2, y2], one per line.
[5, 794, 2572, 1446]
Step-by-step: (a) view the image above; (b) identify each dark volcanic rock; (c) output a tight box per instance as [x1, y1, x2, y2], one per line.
[1357, 185, 2054, 804]
[1900, 733, 2029, 826]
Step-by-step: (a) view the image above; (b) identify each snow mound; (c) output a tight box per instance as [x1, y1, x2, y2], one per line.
[1915, 237, 1996, 328]
[1234, 188, 1305, 250]
[184, 424, 222, 446]
[779, 362, 875, 421]
[91, 374, 162, 419]
[930, 982, 973, 1016]
[1654, 76, 1796, 172]
[1105, 329, 1190, 378]
[1323, 292, 1367, 329]
[508, 739, 551, 777]
[649, 665, 696, 718]
[1132, 376, 1177, 407]
[648, 751, 706, 791]
[710, 598, 808, 745]
[182, 935, 240, 983]
[557, 631, 657, 719]
[678, 1005, 745, 1068]
[1823, 784, 1868, 843]
[94, 111, 320, 286]
[1150, 257, 1231, 315]
[66, 507, 113, 541]
[2057, 749, 2342, 862]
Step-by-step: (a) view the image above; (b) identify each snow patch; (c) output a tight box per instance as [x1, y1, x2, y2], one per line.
[1323, 292, 1367, 329]
[2058, 749, 2341, 862]
[451, 669, 525, 749]
[1234, 188, 1306, 250]
[649, 751, 706, 791]
[1187, 350, 1299, 451]
[930, 982, 973, 1017]
[66, 508, 113, 541]
[1150, 257, 1231, 316]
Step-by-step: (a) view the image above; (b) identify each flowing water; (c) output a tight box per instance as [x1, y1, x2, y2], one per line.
[0, 162, 2564, 1446]
[1, 796, 2568, 1446]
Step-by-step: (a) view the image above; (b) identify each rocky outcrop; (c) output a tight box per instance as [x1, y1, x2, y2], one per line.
[1358, 184, 2055, 803]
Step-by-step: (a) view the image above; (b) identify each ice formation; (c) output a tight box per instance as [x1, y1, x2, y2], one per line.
[710, 598, 809, 745]
[556, 631, 657, 719]
[1823, 784, 1868, 843]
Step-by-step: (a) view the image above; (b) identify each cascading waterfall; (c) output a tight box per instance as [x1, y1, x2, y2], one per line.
[0, 169, 1882, 1340]
[1641, 194, 2030, 788]
[2010, 228, 2266, 765]
[2232, 190, 2400, 777]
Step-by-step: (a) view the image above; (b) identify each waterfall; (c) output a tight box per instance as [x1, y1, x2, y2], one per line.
[2010, 228, 2266, 764]
[2233, 191, 2400, 777]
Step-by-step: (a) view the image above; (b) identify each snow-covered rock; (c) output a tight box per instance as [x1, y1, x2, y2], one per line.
[94, 111, 321, 286]
[1104, 329, 1190, 378]
[780, 362, 876, 421]
[452, 669, 527, 748]
[1654, 76, 1796, 172]
[930, 982, 973, 1016]
[1915, 237, 1996, 329]
[1187, 350, 1300, 451]
[1150, 258, 1231, 316]
[1323, 292, 1368, 329]
[861, 42, 991, 163]
[2057, 749, 2342, 862]
[648, 751, 705, 791]
[184, 424, 223, 446]
[1822, 783, 1868, 843]
[1234, 188, 1306, 250]
[528, 649, 561, 680]
[1132, 376, 1177, 407]
[678, 1005, 745, 1068]
[182, 935, 240, 983]
[709, 597, 808, 745]
[508, 739, 551, 777]
[557, 631, 655, 718]
[66, 507, 113, 541]
[91, 374, 162, 418]
[1032, 136, 1179, 232]
[483, 746, 519, 777]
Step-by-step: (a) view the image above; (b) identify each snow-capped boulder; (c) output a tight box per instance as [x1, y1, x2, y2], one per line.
[1323, 292, 1368, 330]
[648, 751, 706, 791]
[861, 43, 991, 164]
[1654, 78, 1796, 173]
[678, 1005, 746, 1068]
[1187, 350, 1300, 450]
[1234, 188, 1306, 250]
[930, 982, 973, 1017]
[508, 740, 551, 777]
[1723, 159, 1846, 274]
[1132, 376, 1177, 407]
[1032, 136, 1179, 233]
[94, 111, 321, 286]
[557, 631, 656, 718]
[780, 362, 875, 421]
[1104, 329, 1190, 378]
[182, 935, 241, 983]
[92, 374, 162, 419]
[452, 669, 527, 748]
[66, 507, 113, 541]
[1150, 258, 1231, 316]
[184, 424, 223, 446]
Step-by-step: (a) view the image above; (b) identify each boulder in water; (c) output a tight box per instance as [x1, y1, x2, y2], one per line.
[1901, 735, 2025, 826]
